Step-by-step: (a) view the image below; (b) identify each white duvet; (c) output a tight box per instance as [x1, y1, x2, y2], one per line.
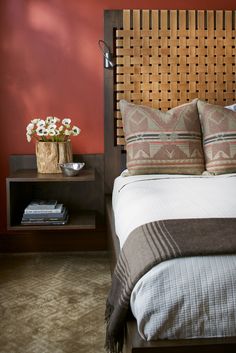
[112, 172, 236, 340]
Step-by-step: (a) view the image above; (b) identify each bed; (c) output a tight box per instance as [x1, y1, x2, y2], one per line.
[104, 9, 236, 353]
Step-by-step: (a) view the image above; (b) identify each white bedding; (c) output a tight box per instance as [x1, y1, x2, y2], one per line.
[112, 172, 236, 340]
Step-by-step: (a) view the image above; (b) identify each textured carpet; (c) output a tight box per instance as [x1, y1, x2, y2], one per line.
[0, 252, 111, 353]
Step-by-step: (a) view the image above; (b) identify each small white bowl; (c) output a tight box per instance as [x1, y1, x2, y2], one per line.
[60, 162, 85, 176]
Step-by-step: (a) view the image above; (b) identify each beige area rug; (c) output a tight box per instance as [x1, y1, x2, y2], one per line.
[0, 252, 111, 353]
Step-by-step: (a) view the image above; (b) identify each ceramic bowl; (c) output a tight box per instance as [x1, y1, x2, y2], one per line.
[60, 162, 85, 176]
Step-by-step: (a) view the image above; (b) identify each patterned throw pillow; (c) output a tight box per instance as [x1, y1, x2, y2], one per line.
[197, 100, 236, 174]
[119, 99, 204, 175]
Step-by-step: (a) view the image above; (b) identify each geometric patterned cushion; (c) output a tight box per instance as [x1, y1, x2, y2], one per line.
[197, 100, 236, 174]
[119, 99, 205, 175]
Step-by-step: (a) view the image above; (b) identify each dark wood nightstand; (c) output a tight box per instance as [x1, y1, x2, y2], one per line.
[3, 154, 106, 252]
[6, 168, 96, 231]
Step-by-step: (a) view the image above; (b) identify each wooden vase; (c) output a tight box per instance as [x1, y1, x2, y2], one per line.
[36, 141, 73, 173]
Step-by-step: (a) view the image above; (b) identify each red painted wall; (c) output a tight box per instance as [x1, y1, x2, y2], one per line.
[0, 0, 235, 233]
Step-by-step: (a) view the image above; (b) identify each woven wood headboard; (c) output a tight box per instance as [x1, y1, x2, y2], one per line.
[114, 10, 236, 145]
[104, 9, 236, 192]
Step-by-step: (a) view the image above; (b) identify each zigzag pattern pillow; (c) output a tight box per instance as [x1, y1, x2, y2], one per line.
[198, 100, 236, 174]
[119, 100, 204, 175]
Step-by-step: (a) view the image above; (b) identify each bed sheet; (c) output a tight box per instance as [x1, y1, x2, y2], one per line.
[112, 172, 236, 340]
[113, 172, 236, 248]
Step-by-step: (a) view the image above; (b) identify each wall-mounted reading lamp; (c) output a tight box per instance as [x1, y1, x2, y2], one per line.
[98, 40, 115, 69]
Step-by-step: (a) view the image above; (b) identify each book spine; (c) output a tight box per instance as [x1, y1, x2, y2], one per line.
[22, 215, 65, 220]
[23, 210, 67, 220]
[24, 207, 63, 214]
[27, 200, 58, 210]
[27, 206, 57, 210]
[21, 221, 67, 225]
[21, 215, 69, 225]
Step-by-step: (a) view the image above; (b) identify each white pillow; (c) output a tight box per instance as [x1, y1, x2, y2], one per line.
[225, 103, 236, 112]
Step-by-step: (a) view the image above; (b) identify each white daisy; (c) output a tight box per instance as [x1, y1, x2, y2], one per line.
[48, 130, 56, 136]
[36, 127, 47, 136]
[31, 118, 40, 124]
[71, 126, 81, 136]
[37, 119, 46, 127]
[47, 123, 57, 131]
[26, 123, 34, 131]
[46, 116, 54, 124]
[62, 118, 71, 127]
[53, 117, 60, 123]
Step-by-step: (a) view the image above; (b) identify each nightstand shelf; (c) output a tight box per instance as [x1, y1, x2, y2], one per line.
[6, 168, 96, 231]
[7, 168, 95, 182]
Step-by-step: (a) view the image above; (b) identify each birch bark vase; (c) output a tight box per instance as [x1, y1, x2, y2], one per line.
[36, 141, 73, 173]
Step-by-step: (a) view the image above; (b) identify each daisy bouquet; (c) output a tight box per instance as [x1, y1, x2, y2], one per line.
[26, 116, 81, 142]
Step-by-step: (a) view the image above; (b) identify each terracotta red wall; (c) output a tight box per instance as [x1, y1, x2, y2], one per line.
[0, 0, 235, 233]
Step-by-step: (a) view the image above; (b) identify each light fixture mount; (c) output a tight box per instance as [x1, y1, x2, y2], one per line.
[98, 40, 115, 69]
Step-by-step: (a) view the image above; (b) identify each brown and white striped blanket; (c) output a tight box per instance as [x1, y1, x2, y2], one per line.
[105, 218, 236, 353]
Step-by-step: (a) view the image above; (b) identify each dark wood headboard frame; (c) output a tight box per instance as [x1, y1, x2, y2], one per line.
[104, 9, 236, 194]
[104, 10, 123, 194]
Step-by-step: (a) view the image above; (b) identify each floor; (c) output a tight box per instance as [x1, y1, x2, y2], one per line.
[0, 252, 111, 353]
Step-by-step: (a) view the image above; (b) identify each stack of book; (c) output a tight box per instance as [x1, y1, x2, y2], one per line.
[21, 200, 69, 225]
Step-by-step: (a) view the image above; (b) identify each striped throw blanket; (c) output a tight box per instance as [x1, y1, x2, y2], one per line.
[105, 218, 236, 353]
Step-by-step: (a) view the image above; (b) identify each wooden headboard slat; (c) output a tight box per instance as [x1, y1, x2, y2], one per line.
[216, 10, 223, 29]
[152, 10, 159, 32]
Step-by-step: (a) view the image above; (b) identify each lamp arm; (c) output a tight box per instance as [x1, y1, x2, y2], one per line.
[98, 40, 115, 69]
